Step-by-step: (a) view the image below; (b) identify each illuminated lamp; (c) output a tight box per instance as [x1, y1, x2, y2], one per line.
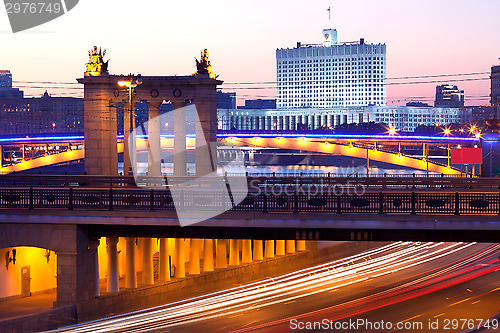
[4, 249, 16, 269]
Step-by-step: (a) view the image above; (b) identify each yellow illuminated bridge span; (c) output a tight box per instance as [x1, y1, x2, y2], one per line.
[221, 136, 462, 176]
[0, 136, 462, 175]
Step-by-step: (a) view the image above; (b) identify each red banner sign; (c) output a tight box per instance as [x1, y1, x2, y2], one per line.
[450, 148, 483, 165]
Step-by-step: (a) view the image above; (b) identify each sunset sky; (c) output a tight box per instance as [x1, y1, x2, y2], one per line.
[1, 0, 499, 106]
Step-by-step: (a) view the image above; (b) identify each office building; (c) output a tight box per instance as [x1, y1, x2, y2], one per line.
[238, 99, 276, 110]
[434, 84, 465, 108]
[276, 29, 386, 109]
[406, 101, 430, 107]
[218, 106, 460, 133]
[460, 106, 497, 126]
[491, 65, 500, 118]
[217, 91, 236, 110]
[0, 90, 83, 135]
[0, 70, 23, 99]
[0, 70, 12, 88]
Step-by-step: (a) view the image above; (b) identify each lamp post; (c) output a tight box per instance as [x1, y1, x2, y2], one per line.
[118, 75, 142, 177]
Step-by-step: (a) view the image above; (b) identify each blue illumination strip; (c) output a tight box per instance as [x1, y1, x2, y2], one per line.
[216, 132, 477, 142]
[0, 133, 476, 143]
[0, 135, 85, 143]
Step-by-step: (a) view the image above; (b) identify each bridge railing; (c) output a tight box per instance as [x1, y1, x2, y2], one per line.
[0, 187, 498, 216]
[0, 174, 498, 190]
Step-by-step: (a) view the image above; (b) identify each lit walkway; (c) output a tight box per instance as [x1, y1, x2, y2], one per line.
[0, 293, 55, 321]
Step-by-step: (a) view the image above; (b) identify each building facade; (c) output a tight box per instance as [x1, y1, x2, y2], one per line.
[238, 99, 276, 109]
[491, 65, 500, 117]
[460, 106, 496, 125]
[0, 91, 84, 135]
[276, 30, 386, 109]
[434, 84, 465, 108]
[218, 106, 460, 132]
[216, 91, 236, 110]
[0, 70, 23, 99]
[0, 70, 12, 88]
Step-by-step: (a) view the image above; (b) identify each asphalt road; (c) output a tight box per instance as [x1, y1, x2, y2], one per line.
[52, 242, 500, 333]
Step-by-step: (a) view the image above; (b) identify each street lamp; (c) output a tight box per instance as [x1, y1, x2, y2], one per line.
[118, 74, 142, 176]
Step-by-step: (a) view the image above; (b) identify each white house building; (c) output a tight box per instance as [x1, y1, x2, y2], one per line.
[276, 29, 386, 109]
[218, 106, 461, 132]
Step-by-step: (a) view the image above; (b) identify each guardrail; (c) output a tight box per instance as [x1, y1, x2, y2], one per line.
[0, 174, 498, 190]
[0, 187, 498, 216]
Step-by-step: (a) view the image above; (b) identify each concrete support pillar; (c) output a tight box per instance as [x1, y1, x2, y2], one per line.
[159, 238, 170, 282]
[53, 225, 98, 306]
[286, 240, 296, 254]
[173, 101, 187, 176]
[241, 239, 252, 263]
[264, 240, 275, 258]
[216, 239, 227, 269]
[106, 237, 119, 293]
[253, 240, 263, 261]
[194, 98, 217, 177]
[184, 238, 191, 264]
[297, 240, 306, 251]
[147, 102, 162, 181]
[125, 237, 137, 289]
[88, 239, 100, 298]
[189, 239, 200, 275]
[175, 238, 185, 278]
[142, 238, 154, 285]
[203, 239, 214, 272]
[229, 239, 240, 266]
[276, 240, 285, 256]
[78, 78, 118, 175]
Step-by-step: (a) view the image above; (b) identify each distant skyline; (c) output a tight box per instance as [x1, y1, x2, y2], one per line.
[1, 0, 500, 106]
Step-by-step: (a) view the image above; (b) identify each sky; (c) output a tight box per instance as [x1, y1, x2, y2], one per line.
[1, 0, 500, 106]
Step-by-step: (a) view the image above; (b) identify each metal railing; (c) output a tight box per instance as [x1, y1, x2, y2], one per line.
[0, 174, 498, 190]
[0, 187, 498, 216]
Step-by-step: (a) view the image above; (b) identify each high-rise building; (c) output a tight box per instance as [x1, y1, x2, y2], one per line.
[0, 69, 23, 99]
[0, 70, 13, 88]
[216, 91, 236, 109]
[491, 65, 500, 118]
[0, 90, 84, 135]
[434, 84, 465, 108]
[238, 99, 276, 110]
[218, 105, 461, 132]
[276, 29, 386, 109]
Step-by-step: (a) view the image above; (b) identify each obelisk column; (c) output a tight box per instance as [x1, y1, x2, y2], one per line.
[189, 239, 200, 275]
[203, 239, 214, 271]
[216, 239, 227, 269]
[276, 240, 285, 256]
[125, 237, 137, 288]
[229, 239, 239, 266]
[148, 102, 163, 181]
[253, 240, 263, 261]
[172, 101, 187, 176]
[159, 238, 170, 282]
[264, 240, 275, 258]
[106, 237, 119, 292]
[88, 239, 100, 297]
[193, 87, 218, 177]
[142, 238, 154, 285]
[175, 238, 185, 278]
[241, 239, 252, 263]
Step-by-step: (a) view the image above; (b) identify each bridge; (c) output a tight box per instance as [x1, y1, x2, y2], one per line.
[1, 47, 497, 332]
[0, 132, 478, 175]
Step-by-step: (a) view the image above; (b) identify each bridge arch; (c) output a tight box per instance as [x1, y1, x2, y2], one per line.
[221, 136, 462, 175]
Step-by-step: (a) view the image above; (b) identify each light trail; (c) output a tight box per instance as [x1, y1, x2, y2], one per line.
[49, 242, 500, 333]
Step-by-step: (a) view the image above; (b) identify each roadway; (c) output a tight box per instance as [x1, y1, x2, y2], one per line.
[51, 242, 500, 333]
